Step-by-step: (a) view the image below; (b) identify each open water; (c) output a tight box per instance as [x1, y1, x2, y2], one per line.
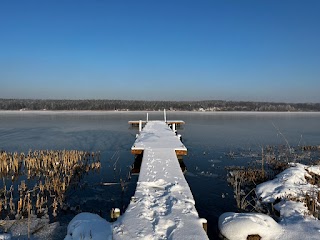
[1, 111, 320, 239]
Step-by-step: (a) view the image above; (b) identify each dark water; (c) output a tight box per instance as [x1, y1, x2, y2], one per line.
[1, 111, 320, 239]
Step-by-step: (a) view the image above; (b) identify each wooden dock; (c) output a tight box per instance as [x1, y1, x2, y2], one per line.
[113, 120, 208, 239]
[128, 120, 185, 126]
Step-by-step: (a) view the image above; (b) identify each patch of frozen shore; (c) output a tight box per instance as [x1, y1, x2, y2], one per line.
[0, 215, 66, 240]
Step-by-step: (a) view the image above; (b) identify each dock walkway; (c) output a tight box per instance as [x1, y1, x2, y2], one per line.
[113, 121, 208, 239]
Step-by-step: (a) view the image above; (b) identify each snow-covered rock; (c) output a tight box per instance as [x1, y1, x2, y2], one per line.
[219, 212, 282, 240]
[64, 213, 112, 240]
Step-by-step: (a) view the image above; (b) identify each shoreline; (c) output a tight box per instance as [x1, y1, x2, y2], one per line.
[1, 110, 320, 114]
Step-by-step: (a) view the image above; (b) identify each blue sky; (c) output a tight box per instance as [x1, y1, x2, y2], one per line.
[1, 0, 319, 102]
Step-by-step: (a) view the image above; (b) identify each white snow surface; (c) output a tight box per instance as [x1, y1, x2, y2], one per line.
[256, 163, 320, 203]
[64, 213, 112, 240]
[219, 163, 320, 240]
[132, 121, 187, 152]
[113, 121, 208, 239]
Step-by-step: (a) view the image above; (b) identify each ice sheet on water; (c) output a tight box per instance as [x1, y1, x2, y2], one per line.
[208, 159, 222, 164]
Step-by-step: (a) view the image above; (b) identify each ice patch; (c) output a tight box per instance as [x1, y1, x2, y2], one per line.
[208, 159, 222, 164]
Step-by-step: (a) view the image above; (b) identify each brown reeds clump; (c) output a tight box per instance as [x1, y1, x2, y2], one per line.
[0, 149, 101, 220]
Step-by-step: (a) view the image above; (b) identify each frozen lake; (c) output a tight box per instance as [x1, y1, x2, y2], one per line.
[1, 111, 320, 239]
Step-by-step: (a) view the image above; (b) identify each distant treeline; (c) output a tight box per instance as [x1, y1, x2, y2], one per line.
[0, 99, 320, 112]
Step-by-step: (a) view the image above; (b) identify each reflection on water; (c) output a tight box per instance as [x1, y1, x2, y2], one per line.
[1, 111, 320, 239]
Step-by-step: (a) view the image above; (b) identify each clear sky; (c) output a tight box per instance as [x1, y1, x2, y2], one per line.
[1, 0, 319, 102]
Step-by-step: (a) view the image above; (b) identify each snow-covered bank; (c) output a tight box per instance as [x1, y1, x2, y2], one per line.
[219, 163, 320, 240]
[256, 163, 320, 203]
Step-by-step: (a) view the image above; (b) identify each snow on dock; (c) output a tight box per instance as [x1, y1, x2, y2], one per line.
[113, 120, 208, 239]
[128, 120, 185, 126]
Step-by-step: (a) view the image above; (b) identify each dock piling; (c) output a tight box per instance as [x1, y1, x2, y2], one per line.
[139, 120, 142, 132]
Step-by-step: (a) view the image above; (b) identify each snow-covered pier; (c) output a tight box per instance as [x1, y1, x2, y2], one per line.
[113, 120, 208, 239]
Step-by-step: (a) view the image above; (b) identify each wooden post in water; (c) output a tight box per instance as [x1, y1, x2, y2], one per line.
[164, 109, 167, 123]
[139, 120, 142, 132]
[200, 218, 208, 234]
[111, 208, 121, 221]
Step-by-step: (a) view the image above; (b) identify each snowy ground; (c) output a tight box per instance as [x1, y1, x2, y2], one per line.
[7, 162, 320, 240]
[219, 163, 320, 240]
[0, 215, 66, 240]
